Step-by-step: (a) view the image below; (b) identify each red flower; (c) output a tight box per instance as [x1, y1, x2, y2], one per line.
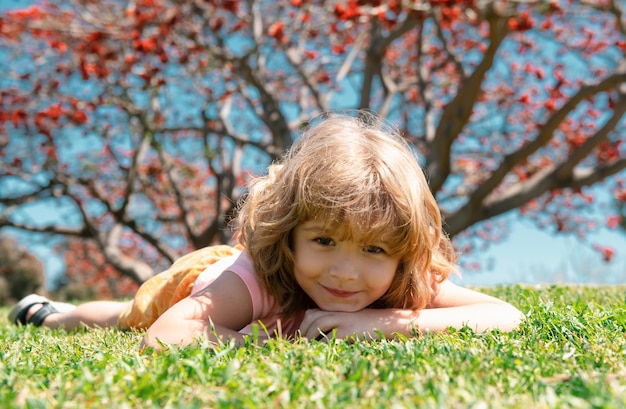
[268, 22, 285, 43]
[593, 244, 616, 263]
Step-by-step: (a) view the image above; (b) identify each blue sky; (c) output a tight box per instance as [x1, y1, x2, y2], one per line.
[2, 0, 625, 287]
[0, 0, 31, 11]
[455, 214, 626, 286]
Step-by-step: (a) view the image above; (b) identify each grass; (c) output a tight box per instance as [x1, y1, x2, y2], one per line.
[1, 285, 625, 408]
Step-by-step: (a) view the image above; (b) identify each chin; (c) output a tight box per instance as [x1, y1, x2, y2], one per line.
[318, 303, 364, 313]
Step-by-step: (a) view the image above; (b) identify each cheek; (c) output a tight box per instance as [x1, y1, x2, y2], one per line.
[377, 263, 400, 291]
[293, 254, 316, 281]
[381, 274, 396, 293]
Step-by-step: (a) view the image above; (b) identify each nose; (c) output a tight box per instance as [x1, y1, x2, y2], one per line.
[329, 254, 359, 281]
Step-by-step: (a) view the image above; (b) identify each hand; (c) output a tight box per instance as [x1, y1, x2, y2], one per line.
[299, 308, 418, 341]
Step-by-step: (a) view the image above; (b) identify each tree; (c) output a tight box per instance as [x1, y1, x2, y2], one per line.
[615, 186, 626, 233]
[0, 235, 45, 304]
[1, 0, 625, 291]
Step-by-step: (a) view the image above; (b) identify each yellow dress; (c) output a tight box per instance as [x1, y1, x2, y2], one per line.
[117, 245, 241, 329]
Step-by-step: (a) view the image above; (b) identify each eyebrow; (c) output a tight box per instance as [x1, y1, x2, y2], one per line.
[300, 223, 391, 245]
[300, 223, 328, 233]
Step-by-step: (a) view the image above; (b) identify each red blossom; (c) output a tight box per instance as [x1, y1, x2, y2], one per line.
[134, 37, 157, 52]
[11, 110, 27, 127]
[508, 11, 534, 31]
[544, 98, 556, 111]
[593, 244, 616, 263]
[316, 71, 330, 83]
[332, 43, 346, 54]
[514, 167, 528, 181]
[49, 40, 68, 53]
[221, 0, 239, 13]
[596, 140, 622, 162]
[535, 68, 544, 80]
[70, 110, 88, 124]
[7, 5, 46, 19]
[268, 22, 285, 43]
[46, 146, 58, 160]
[606, 216, 621, 229]
[614, 190, 626, 202]
[334, 1, 361, 21]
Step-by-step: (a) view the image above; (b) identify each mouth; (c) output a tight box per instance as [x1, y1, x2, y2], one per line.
[321, 285, 359, 298]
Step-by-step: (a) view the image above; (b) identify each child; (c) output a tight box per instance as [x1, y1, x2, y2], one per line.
[10, 113, 523, 348]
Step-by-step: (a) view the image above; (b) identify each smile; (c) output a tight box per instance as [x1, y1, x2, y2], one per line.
[321, 285, 359, 298]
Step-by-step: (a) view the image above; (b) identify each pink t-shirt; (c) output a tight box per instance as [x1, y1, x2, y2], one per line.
[191, 250, 304, 339]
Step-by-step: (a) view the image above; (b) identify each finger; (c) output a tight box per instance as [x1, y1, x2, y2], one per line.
[300, 311, 337, 339]
[309, 326, 334, 340]
[315, 329, 333, 341]
[299, 309, 324, 335]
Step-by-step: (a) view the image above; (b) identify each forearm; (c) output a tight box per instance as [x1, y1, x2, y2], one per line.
[398, 280, 525, 335]
[140, 274, 256, 350]
[411, 303, 524, 334]
[359, 303, 523, 340]
[301, 281, 524, 340]
[142, 319, 247, 350]
[140, 293, 251, 350]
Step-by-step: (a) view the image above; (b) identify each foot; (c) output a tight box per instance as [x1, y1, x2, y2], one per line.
[23, 303, 51, 323]
[9, 294, 76, 326]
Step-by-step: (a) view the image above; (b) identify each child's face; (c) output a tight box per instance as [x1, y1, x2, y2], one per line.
[292, 220, 400, 312]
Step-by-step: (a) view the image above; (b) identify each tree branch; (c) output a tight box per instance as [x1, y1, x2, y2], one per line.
[96, 223, 154, 283]
[359, 13, 420, 110]
[426, 5, 510, 191]
[234, 56, 292, 152]
[554, 87, 626, 179]
[457, 61, 626, 221]
[444, 85, 626, 235]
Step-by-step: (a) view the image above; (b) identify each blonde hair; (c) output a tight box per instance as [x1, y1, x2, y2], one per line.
[236, 112, 457, 315]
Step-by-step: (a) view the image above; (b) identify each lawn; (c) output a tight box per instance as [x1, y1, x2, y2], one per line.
[1, 285, 625, 408]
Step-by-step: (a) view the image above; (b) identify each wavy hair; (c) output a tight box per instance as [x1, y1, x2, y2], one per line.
[235, 112, 458, 316]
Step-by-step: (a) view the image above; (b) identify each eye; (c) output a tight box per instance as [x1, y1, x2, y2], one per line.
[314, 237, 335, 246]
[363, 245, 385, 254]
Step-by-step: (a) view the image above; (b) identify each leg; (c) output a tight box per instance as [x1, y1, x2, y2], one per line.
[10, 294, 132, 331]
[37, 300, 133, 330]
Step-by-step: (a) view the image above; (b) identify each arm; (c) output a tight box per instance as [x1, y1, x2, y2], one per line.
[415, 279, 524, 333]
[299, 280, 523, 339]
[141, 271, 254, 349]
